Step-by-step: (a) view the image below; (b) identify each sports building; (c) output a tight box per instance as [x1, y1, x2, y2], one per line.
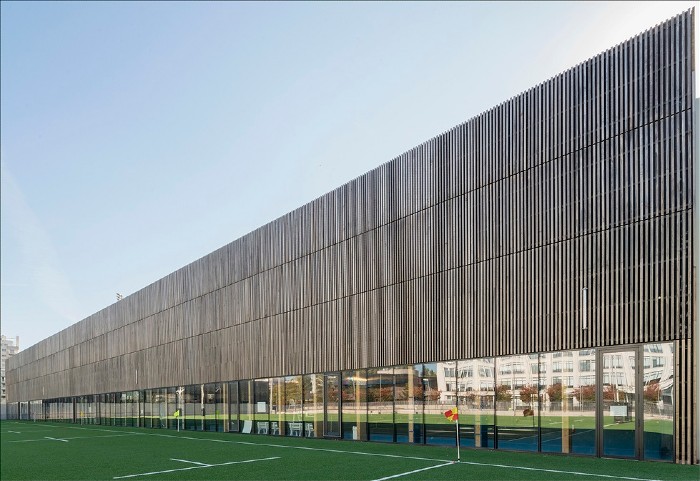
[6, 9, 697, 465]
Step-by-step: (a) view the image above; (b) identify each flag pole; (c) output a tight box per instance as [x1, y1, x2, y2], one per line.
[456, 417, 460, 462]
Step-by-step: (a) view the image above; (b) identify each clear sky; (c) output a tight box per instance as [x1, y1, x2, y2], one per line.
[1, 1, 697, 350]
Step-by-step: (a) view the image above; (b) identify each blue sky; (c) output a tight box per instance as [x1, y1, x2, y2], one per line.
[1, 1, 697, 350]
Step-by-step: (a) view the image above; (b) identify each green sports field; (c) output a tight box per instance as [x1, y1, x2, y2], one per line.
[1, 421, 697, 480]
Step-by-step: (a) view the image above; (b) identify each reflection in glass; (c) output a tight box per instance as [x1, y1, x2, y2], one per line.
[341, 370, 367, 440]
[424, 362, 455, 445]
[270, 377, 285, 436]
[602, 350, 636, 458]
[184, 384, 201, 431]
[324, 374, 341, 437]
[457, 357, 495, 448]
[144, 390, 153, 428]
[394, 365, 423, 444]
[228, 381, 239, 432]
[302, 374, 323, 437]
[540, 350, 596, 455]
[643, 343, 673, 461]
[495, 355, 538, 451]
[203, 383, 220, 431]
[167, 387, 178, 430]
[367, 367, 394, 442]
[253, 379, 270, 434]
[239, 380, 253, 433]
[281, 376, 302, 435]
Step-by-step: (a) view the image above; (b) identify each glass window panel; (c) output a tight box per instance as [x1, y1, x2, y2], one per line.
[283, 376, 302, 436]
[424, 362, 456, 446]
[228, 381, 239, 432]
[324, 374, 340, 437]
[240, 380, 253, 434]
[457, 357, 495, 448]
[643, 342, 673, 461]
[341, 369, 367, 440]
[184, 385, 201, 431]
[118, 392, 127, 427]
[133, 391, 141, 428]
[602, 349, 636, 457]
[253, 379, 270, 435]
[367, 367, 394, 442]
[167, 387, 179, 430]
[394, 365, 423, 444]
[270, 377, 285, 436]
[203, 383, 219, 432]
[496, 355, 538, 452]
[302, 374, 323, 438]
[144, 390, 153, 428]
[540, 350, 596, 455]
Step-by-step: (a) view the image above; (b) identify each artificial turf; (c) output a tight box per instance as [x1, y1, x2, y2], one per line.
[1, 421, 697, 480]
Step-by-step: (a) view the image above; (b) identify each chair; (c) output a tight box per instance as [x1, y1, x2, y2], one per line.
[270, 421, 279, 435]
[289, 422, 302, 436]
[257, 421, 269, 434]
[305, 422, 315, 438]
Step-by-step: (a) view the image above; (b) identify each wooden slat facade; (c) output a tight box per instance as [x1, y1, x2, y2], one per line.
[7, 9, 696, 463]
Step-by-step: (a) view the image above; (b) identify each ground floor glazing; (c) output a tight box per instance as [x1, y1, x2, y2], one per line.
[9, 342, 675, 462]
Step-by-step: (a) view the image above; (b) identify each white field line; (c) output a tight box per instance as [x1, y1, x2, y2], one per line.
[147, 433, 453, 463]
[39, 424, 450, 463]
[112, 456, 280, 479]
[10, 433, 142, 443]
[39, 424, 663, 481]
[458, 460, 662, 481]
[371, 462, 455, 481]
[7, 430, 21, 434]
[44, 437, 69, 443]
[170, 458, 211, 466]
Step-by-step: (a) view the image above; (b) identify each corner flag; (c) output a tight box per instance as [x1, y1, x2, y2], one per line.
[444, 407, 458, 422]
[174, 409, 180, 418]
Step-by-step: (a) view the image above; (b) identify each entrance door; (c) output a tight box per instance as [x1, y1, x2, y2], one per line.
[324, 373, 341, 437]
[598, 348, 640, 459]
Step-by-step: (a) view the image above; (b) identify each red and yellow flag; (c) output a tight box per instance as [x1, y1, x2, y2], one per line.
[443, 407, 458, 422]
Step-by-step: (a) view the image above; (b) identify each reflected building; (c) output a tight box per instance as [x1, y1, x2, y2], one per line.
[5, 10, 697, 465]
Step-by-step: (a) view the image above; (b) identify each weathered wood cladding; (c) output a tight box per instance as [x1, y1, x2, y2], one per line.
[6, 9, 695, 422]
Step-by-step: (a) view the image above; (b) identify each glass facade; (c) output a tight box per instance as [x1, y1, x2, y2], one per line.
[22, 342, 674, 462]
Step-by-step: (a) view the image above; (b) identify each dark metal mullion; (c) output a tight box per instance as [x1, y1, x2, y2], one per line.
[636, 346, 644, 460]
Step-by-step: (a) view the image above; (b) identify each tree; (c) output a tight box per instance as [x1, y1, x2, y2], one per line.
[519, 385, 538, 406]
[547, 383, 563, 403]
[495, 385, 512, 402]
[573, 385, 596, 403]
[644, 381, 660, 402]
[412, 385, 425, 399]
[603, 385, 618, 401]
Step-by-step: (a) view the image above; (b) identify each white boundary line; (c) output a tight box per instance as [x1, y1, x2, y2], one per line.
[458, 460, 662, 481]
[147, 433, 453, 463]
[371, 462, 455, 481]
[112, 456, 280, 479]
[10, 433, 142, 443]
[170, 458, 211, 466]
[44, 437, 68, 443]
